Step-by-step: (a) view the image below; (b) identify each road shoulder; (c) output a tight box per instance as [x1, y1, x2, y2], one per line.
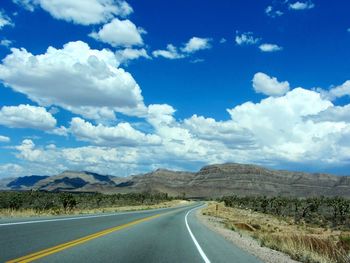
[196, 208, 300, 263]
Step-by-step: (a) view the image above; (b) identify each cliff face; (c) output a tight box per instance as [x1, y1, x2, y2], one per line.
[112, 163, 350, 198]
[1, 163, 349, 198]
[185, 164, 348, 198]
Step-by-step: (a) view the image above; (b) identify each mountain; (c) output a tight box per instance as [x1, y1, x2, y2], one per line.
[1, 163, 350, 198]
[114, 164, 350, 198]
[32, 171, 124, 192]
[2, 175, 49, 190]
[187, 164, 350, 198]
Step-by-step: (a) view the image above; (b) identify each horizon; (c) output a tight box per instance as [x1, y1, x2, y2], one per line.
[1, 0, 350, 177]
[3, 162, 350, 179]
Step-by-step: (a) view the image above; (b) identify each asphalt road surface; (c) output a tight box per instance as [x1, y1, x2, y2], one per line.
[0, 203, 262, 263]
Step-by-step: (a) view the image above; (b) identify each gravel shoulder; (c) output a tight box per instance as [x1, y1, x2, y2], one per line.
[196, 208, 300, 263]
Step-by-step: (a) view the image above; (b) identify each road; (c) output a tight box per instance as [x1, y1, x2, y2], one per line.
[0, 203, 262, 263]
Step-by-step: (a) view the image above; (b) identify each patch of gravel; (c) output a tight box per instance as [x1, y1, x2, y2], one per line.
[196, 209, 300, 263]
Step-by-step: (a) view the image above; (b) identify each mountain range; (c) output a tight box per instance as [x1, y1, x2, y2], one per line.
[1, 163, 349, 198]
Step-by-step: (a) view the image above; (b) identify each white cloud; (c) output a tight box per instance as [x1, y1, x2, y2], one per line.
[310, 104, 350, 123]
[51, 126, 69, 136]
[89, 18, 145, 47]
[11, 139, 146, 176]
[0, 104, 57, 130]
[317, 80, 350, 101]
[265, 5, 283, 17]
[0, 10, 14, 29]
[265, 5, 272, 14]
[289, 1, 315, 10]
[259, 43, 283, 52]
[0, 135, 10, 142]
[153, 37, 212, 60]
[0, 163, 23, 177]
[3, 64, 350, 176]
[181, 37, 212, 53]
[70, 117, 161, 146]
[0, 39, 13, 47]
[7, 84, 350, 176]
[252, 72, 290, 96]
[235, 32, 260, 45]
[183, 115, 256, 148]
[0, 41, 146, 120]
[12, 0, 36, 11]
[147, 104, 176, 127]
[115, 48, 150, 64]
[347, 28, 350, 33]
[152, 44, 185, 59]
[219, 38, 227, 44]
[235, 33, 282, 53]
[13, 0, 133, 25]
[190, 58, 205, 64]
[226, 88, 344, 163]
[16, 139, 44, 161]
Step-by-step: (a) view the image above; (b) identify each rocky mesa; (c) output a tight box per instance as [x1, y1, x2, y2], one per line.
[1, 163, 349, 198]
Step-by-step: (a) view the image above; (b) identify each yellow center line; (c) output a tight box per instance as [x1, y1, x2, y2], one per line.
[6, 211, 168, 263]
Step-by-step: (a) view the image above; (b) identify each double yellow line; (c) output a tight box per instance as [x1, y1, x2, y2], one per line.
[7, 213, 163, 263]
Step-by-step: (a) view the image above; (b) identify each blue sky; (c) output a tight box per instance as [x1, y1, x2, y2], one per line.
[0, 0, 350, 177]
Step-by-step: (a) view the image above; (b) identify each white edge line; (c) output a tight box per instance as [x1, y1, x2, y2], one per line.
[0, 212, 132, 226]
[185, 205, 211, 263]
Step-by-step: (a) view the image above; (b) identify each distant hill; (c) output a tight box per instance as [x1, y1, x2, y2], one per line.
[32, 171, 125, 192]
[1, 163, 350, 198]
[5, 175, 49, 190]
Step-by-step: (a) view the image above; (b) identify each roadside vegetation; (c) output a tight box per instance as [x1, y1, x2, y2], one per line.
[203, 196, 350, 263]
[0, 191, 179, 217]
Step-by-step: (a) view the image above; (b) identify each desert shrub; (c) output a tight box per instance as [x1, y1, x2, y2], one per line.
[221, 195, 350, 230]
[0, 190, 172, 212]
[257, 233, 349, 263]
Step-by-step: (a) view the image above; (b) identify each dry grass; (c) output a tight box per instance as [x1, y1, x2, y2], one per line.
[0, 200, 189, 218]
[203, 202, 350, 263]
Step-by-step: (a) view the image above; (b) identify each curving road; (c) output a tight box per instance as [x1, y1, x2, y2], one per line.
[0, 203, 261, 263]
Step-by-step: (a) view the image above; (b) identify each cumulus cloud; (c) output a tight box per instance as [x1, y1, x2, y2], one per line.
[3, 69, 350, 176]
[225, 88, 349, 164]
[7, 84, 350, 176]
[0, 135, 10, 142]
[11, 139, 148, 176]
[13, 0, 133, 25]
[70, 117, 161, 146]
[15, 139, 44, 161]
[0, 41, 146, 120]
[310, 104, 350, 123]
[152, 44, 185, 59]
[317, 80, 350, 101]
[0, 104, 57, 130]
[259, 43, 283, 52]
[0, 10, 14, 29]
[115, 48, 150, 64]
[181, 37, 211, 53]
[252, 72, 290, 96]
[183, 115, 256, 148]
[235, 32, 260, 45]
[289, 1, 315, 10]
[89, 18, 145, 47]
